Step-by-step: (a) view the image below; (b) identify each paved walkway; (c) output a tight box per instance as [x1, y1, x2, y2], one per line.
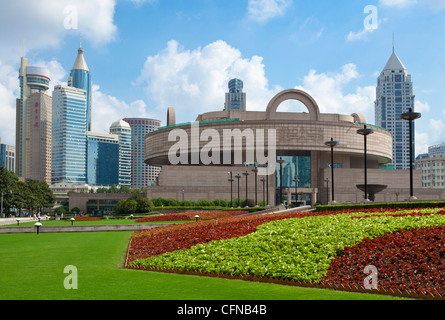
[0, 217, 43, 226]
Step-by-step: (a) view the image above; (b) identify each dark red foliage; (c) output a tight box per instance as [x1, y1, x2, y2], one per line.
[320, 225, 445, 296]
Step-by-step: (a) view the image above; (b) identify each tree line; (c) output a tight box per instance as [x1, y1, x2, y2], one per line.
[0, 167, 55, 217]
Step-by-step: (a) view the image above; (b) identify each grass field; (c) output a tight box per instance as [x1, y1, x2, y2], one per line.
[0, 231, 404, 300]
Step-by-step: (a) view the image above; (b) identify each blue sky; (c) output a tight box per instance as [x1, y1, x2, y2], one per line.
[1, 0, 445, 155]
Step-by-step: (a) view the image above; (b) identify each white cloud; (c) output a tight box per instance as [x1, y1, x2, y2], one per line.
[0, 0, 117, 63]
[91, 84, 156, 133]
[0, 61, 20, 146]
[247, 0, 292, 22]
[379, 0, 418, 7]
[295, 64, 377, 123]
[415, 100, 431, 113]
[135, 40, 281, 123]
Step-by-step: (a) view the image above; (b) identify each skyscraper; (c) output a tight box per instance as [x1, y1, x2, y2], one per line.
[67, 44, 92, 131]
[123, 118, 161, 189]
[109, 120, 132, 187]
[16, 56, 52, 183]
[52, 85, 88, 184]
[87, 132, 120, 187]
[375, 48, 415, 170]
[0, 138, 15, 172]
[224, 78, 246, 111]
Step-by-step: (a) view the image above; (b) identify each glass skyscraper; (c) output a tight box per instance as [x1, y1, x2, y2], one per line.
[52, 85, 88, 184]
[67, 46, 92, 131]
[109, 120, 132, 187]
[224, 78, 246, 111]
[123, 118, 161, 189]
[87, 132, 119, 187]
[375, 48, 415, 170]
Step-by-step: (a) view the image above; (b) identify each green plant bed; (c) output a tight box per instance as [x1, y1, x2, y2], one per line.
[316, 201, 445, 212]
[0, 232, 398, 300]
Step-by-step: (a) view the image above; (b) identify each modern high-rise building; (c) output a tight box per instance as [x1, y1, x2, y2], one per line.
[375, 48, 415, 170]
[109, 120, 132, 187]
[0, 138, 15, 172]
[52, 85, 88, 184]
[87, 132, 120, 187]
[224, 78, 246, 111]
[67, 45, 92, 131]
[16, 56, 52, 183]
[123, 118, 161, 189]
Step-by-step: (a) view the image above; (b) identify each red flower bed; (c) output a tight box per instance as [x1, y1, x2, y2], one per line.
[127, 212, 305, 263]
[134, 211, 248, 223]
[320, 225, 445, 295]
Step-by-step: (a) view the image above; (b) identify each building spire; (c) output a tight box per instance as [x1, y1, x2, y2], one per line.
[393, 33, 395, 53]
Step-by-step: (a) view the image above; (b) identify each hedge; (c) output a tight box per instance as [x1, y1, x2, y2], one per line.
[315, 201, 445, 212]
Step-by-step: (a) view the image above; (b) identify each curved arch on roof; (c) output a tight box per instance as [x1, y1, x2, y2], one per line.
[265, 89, 320, 121]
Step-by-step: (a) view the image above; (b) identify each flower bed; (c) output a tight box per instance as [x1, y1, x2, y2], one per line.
[128, 208, 445, 291]
[126, 212, 304, 262]
[134, 211, 248, 223]
[320, 225, 445, 296]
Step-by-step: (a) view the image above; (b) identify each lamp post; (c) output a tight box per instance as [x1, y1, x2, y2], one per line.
[16, 218, 21, 226]
[277, 158, 286, 205]
[34, 222, 42, 235]
[357, 125, 374, 201]
[252, 166, 259, 206]
[293, 178, 299, 206]
[243, 171, 250, 207]
[235, 174, 241, 207]
[325, 138, 339, 204]
[325, 178, 330, 205]
[70, 217, 75, 226]
[260, 177, 266, 206]
[228, 172, 234, 208]
[401, 108, 421, 199]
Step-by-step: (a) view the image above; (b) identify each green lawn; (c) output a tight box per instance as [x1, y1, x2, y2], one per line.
[0, 232, 404, 300]
[3, 219, 184, 227]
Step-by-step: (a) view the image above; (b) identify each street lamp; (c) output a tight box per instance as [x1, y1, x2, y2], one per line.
[34, 222, 42, 235]
[252, 166, 259, 206]
[324, 178, 330, 205]
[325, 138, 339, 204]
[16, 218, 21, 226]
[277, 157, 286, 205]
[260, 177, 266, 206]
[401, 108, 421, 200]
[357, 125, 374, 201]
[70, 217, 75, 226]
[235, 174, 241, 207]
[293, 178, 299, 206]
[228, 172, 234, 208]
[243, 171, 250, 207]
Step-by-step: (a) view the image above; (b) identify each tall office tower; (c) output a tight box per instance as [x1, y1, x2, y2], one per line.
[0, 138, 15, 172]
[52, 85, 88, 184]
[224, 78, 246, 111]
[109, 120, 132, 187]
[123, 118, 161, 189]
[16, 56, 52, 183]
[87, 132, 120, 187]
[375, 48, 415, 170]
[67, 44, 92, 131]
